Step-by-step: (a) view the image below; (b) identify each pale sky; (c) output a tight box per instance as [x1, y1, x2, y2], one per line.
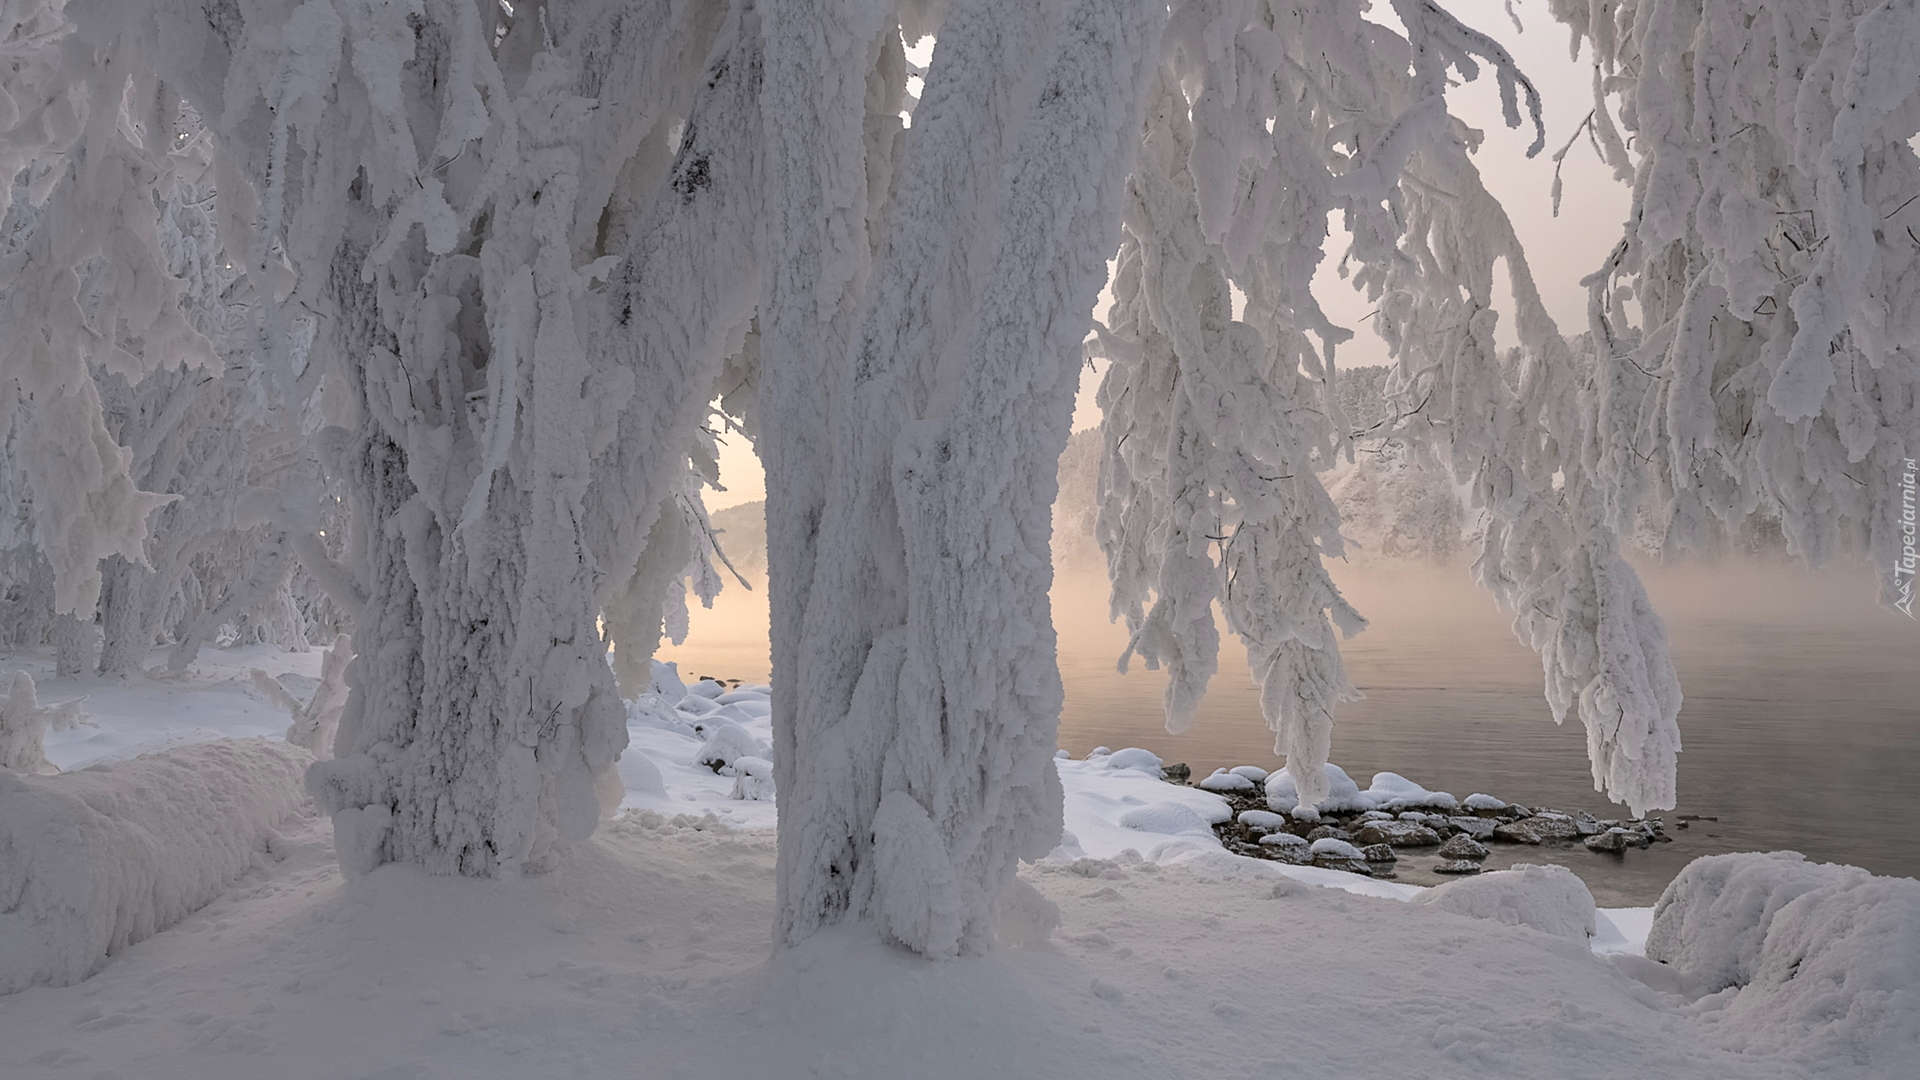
[704, 2, 1630, 510]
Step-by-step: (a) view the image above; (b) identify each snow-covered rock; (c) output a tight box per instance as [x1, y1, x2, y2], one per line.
[730, 757, 775, 801]
[1494, 813, 1580, 844]
[1463, 792, 1508, 812]
[0, 739, 311, 993]
[1196, 769, 1255, 793]
[648, 659, 688, 701]
[1362, 771, 1458, 812]
[1236, 809, 1288, 834]
[1103, 748, 1164, 776]
[1645, 852, 1873, 992]
[694, 723, 770, 775]
[1352, 820, 1442, 847]
[1227, 765, 1268, 783]
[1265, 763, 1369, 814]
[1645, 852, 1920, 1067]
[1415, 864, 1597, 943]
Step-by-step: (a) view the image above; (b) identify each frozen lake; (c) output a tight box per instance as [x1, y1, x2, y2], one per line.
[661, 557, 1920, 907]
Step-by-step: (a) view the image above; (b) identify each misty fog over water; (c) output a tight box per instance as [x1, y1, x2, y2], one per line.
[661, 554, 1920, 906]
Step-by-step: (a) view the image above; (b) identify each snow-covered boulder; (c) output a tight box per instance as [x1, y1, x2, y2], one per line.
[1103, 748, 1164, 776]
[1236, 809, 1288, 834]
[1414, 863, 1597, 943]
[1362, 771, 1458, 812]
[0, 739, 312, 993]
[729, 756, 775, 801]
[1227, 765, 1268, 783]
[1196, 768, 1255, 794]
[1645, 852, 1873, 992]
[1647, 853, 1920, 1066]
[648, 659, 687, 700]
[1265, 763, 1369, 814]
[684, 678, 728, 699]
[693, 723, 769, 775]
[1463, 792, 1508, 812]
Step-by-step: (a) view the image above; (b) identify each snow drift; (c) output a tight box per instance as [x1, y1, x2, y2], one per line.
[0, 738, 311, 993]
[1646, 852, 1920, 1068]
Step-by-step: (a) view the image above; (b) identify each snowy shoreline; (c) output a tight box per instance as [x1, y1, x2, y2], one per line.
[5, 649, 1917, 1077]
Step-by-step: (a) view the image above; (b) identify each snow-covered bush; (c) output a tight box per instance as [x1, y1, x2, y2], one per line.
[0, 739, 311, 992]
[1414, 863, 1597, 944]
[252, 634, 352, 758]
[0, 672, 88, 775]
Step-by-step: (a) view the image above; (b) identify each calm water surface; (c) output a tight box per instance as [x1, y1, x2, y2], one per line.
[662, 558, 1920, 906]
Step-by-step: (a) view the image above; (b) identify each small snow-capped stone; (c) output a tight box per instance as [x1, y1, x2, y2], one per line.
[1055, 749, 1071, 759]
[1464, 793, 1508, 811]
[1197, 769, 1256, 793]
[1258, 831, 1308, 848]
[1089, 746, 1113, 757]
[1309, 837, 1363, 859]
[684, 679, 728, 700]
[1436, 833, 1489, 860]
[1237, 809, 1288, 833]
[1228, 765, 1268, 783]
[1104, 748, 1164, 775]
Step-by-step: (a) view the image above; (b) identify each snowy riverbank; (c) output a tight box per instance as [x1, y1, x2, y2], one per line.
[2, 648, 1914, 1078]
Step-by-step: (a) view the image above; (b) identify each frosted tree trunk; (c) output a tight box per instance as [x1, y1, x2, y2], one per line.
[767, 0, 1164, 956]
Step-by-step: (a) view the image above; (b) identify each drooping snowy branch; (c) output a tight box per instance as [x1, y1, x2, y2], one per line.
[1546, 0, 1920, 609]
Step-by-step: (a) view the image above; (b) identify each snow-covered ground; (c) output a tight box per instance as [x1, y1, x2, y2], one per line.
[0, 648, 1910, 1078]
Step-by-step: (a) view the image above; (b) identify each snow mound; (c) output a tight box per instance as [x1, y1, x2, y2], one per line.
[1308, 837, 1363, 859]
[1103, 748, 1163, 776]
[694, 723, 769, 775]
[1195, 769, 1255, 793]
[1463, 792, 1508, 811]
[1646, 852, 1920, 1065]
[730, 756, 775, 801]
[1362, 771, 1458, 811]
[1414, 863, 1597, 943]
[1645, 851, 1871, 991]
[0, 739, 312, 993]
[1227, 765, 1268, 782]
[1265, 762, 1368, 813]
[1117, 802, 1217, 836]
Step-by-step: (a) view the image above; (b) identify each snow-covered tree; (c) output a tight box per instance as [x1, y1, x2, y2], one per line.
[8, 0, 1907, 963]
[1544, 0, 1920, 597]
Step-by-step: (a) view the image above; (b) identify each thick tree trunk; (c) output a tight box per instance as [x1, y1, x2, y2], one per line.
[765, 0, 1163, 955]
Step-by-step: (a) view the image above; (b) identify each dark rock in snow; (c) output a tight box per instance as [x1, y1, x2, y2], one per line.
[1445, 816, 1497, 841]
[1162, 762, 1191, 784]
[1353, 821, 1442, 847]
[1360, 843, 1397, 863]
[1493, 813, 1580, 845]
[1306, 825, 1353, 844]
[1585, 828, 1639, 853]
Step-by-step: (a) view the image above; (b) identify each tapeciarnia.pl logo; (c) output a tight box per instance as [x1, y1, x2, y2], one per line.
[1898, 457, 1917, 619]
